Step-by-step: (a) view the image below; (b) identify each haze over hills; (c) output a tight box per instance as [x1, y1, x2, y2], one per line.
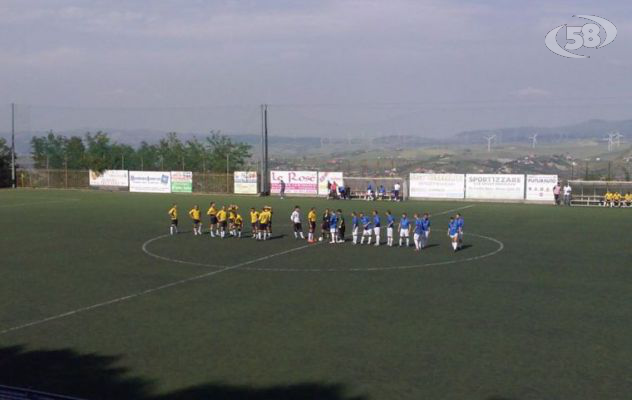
[1, 118, 631, 155]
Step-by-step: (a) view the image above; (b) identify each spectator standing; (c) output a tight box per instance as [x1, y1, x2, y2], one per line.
[563, 183, 572, 206]
[553, 182, 561, 205]
[393, 182, 401, 202]
[279, 179, 286, 199]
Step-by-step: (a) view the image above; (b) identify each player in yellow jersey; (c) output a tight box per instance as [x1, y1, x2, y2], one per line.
[206, 202, 218, 237]
[249, 207, 259, 239]
[307, 207, 317, 243]
[234, 213, 243, 238]
[613, 192, 622, 207]
[168, 203, 178, 235]
[625, 192, 632, 207]
[258, 208, 271, 240]
[216, 206, 228, 238]
[228, 205, 239, 236]
[604, 191, 613, 207]
[188, 205, 202, 235]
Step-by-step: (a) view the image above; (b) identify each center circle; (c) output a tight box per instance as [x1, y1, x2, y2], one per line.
[142, 232, 504, 272]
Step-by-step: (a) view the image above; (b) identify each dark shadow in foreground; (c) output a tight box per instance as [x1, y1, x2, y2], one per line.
[0, 345, 366, 400]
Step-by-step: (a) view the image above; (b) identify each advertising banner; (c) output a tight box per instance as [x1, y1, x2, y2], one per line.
[318, 172, 344, 195]
[170, 171, 193, 193]
[234, 171, 258, 194]
[129, 171, 171, 193]
[89, 170, 129, 187]
[526, 175, 558, 202]
[270, 171, 318, 195]
[409, 173, 465, 199]
[465, 174, 524, 200]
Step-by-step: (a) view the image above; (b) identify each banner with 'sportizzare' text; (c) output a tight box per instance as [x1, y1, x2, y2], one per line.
[234, 171, 258, 194]
[409, 173, 465, 199]
[465, 174, 524, 200]
[270, 171, 318, 195]
[129, 171, 171, 193]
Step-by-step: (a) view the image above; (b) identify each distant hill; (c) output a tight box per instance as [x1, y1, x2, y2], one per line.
[456, 119, 632, 145]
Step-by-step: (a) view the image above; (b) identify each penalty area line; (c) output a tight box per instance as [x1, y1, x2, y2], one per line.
[0, 243, 313, 336]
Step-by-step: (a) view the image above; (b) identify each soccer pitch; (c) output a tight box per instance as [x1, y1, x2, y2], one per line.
[0, 189, 630, 399]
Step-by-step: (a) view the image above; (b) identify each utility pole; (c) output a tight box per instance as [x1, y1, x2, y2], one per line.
[260, 104, 269, 195]
[226, 152, 230, 192]
[11, 103, 16, 188]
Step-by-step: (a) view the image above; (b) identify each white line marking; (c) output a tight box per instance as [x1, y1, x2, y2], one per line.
[0, 198, 80, 208]
[241, 233, 504, 272]
[0, 243, 313, 336]
[142, 234, 228, 269]
[432, 204, 474, 216]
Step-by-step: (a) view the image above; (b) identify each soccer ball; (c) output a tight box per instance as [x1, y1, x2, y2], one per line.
[318, 237, 323, 242]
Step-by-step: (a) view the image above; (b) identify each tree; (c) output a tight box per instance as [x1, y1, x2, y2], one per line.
[84, 132, 113, 173]
[204, 133, 251, 172]
[0, 138, 12, 187]
[30, 131, 67, 169]
[65, 136, 86, 170]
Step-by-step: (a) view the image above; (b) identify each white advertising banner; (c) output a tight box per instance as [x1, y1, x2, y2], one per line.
[234, 171, 258, 194]
[409, 173, 465, 199]
[89, 170, 129, 187]
[270, 170, 318, 195]
[318, 172, 344, 195]
[466, 174, 525, 200]
[129, 171, 171, 193]
[526, 174, 558, 202]
[170, 171, 193, 193]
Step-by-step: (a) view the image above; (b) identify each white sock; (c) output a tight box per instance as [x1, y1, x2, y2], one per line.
[399, 238, 403, 246]
[170, 226, 174, 235]
[452, 242, 457, 250]
[375, 235, 380, 245]
[406, 238, 410, 247]
[367, 237, 372, 245]
[300, 232, 305, 239]
[294, 232, 298, 238]
[257, 232, 262, 240]
[360, 236, 365, 244]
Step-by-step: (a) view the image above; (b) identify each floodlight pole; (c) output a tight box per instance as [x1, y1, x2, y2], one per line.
[11, 103, 16, 188]
[260, 104, 269, 195]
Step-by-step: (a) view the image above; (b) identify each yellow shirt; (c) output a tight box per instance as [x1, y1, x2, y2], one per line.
[626, 194, 632, 201]
[613, 193, 621, 200]
[235, 214, 243, 226]
[189, 208, 201, 220]
[308, 210, 317, 223]
[168, 207, 177, 220]
[217, 210, 227, 222]
[259, 211, 271, 224]
[605, 192, 612, 200]
[207, 206, 217, 216]
[250, 211, 259, 223]
[228, 211, 236, 221]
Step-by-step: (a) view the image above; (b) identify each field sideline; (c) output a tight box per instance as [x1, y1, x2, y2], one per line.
[0, 189, 630, 400]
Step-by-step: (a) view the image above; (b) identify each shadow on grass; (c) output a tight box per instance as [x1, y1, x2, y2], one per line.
[0, 345, 365, 400]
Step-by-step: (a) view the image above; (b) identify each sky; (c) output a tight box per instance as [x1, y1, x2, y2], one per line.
[1, 0, 631, 139]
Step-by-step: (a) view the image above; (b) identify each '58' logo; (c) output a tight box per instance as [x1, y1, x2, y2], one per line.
[545, 15, 617, 58]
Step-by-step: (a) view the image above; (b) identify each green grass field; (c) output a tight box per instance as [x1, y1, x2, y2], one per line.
[0, 189, 630, 400]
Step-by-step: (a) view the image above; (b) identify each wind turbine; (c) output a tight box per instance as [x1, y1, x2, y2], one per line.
[604, 132, 617, 152]
[528, 133, 538, 149]
[484, 135, 496, 153]
[613, 131, 623, 148]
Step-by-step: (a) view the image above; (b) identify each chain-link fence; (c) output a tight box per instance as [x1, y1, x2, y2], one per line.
[16, 169, 235, 194]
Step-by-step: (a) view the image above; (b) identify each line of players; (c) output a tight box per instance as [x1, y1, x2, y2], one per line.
[167, 203, 465, 252]
[603, 191, 632, 207]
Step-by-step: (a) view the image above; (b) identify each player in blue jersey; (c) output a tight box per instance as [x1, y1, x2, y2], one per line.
[360, 212, 372, 245]
[329, 210, 338, 244]
[455, 212, 464, 249]
[351, 212, 360, 244]
[448, 217, 459, 251]
[420, 212, 431, 249]
[413, 213, 424, 251]
[385, 210, 395, 247]
[398, 213, 411, 247]
[372, 210, 381, 246]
